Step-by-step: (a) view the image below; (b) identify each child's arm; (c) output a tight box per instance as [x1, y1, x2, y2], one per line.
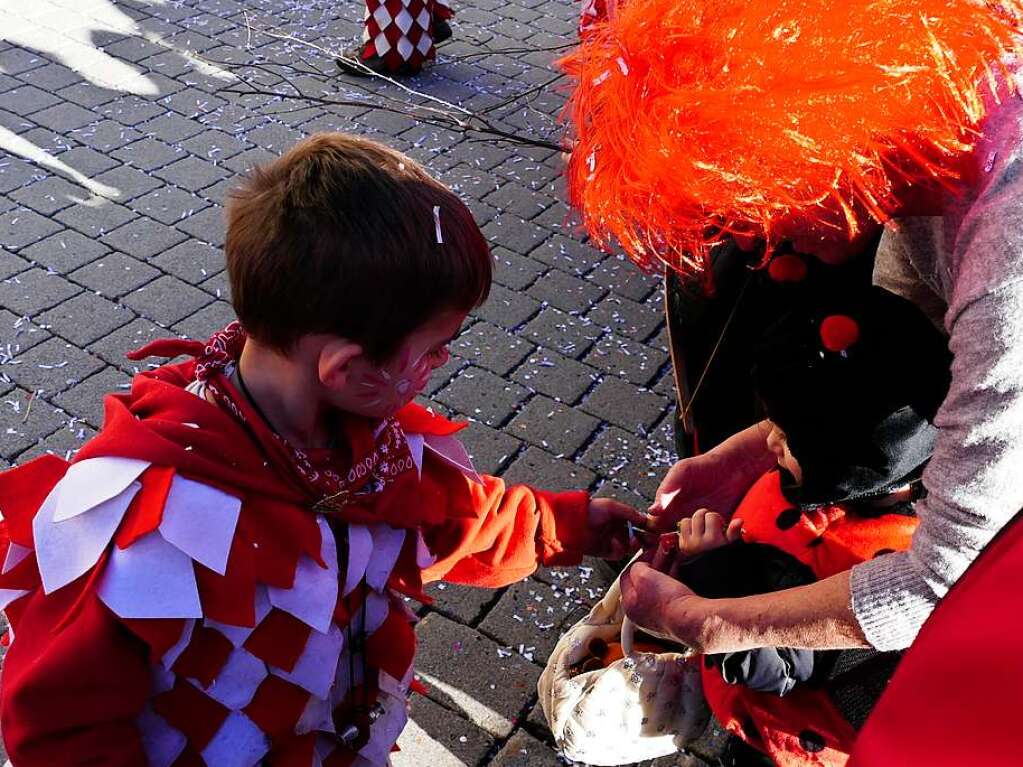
[1, 580, 151, 766]
[418, 456, 644, 588]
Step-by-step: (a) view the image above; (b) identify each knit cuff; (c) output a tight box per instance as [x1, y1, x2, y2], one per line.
[849, 551, 940, 652]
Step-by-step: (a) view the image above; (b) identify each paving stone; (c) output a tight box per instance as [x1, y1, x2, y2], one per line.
[0, 248, 30, 280]
[506, 394, 600, 458]
[53, 146, 120, 177]
[136, 112, 206, 143]
[483, 181, 555, 221]
[90, 165, 166, 202]
[69, 119, 143, 152]
[400, 695, 497, 767]
[415, 612, 541, 738]
[243, 121, 307, 154]
[482, 213, 550, 256]
[511, 350, 598, 404]
[88, 317, 176, 374]
[14, 420, 97, 464]
[102, 216, 188, 260]
[0, 85, 62, 116]
[54, 199, 138, 239]
[583, 334, 669, 387]
[0, 158, 41, 195]
[581, 376, 670, 435]
[122, 274, 211, 326]
[527, 268, 606, 315]
[457, 419, 521, 476]
[478, 577, 591, 665]
[174, 204, 225, 246]
[36, 291, 135, 346]
[128, 186, 209, 226]
[98, 94, 170, 127]
[52, 365, 132, 429]
[23, 102, 95, 133]
[579, 426, 668, 501]
[451, 321, 534, 376]
[587, 253, 662, 302]
[101, 34, 168, 63]
[587, 293, 664, 343]
[171, 299, 235, 338]
[423, 580, 500, 625]
[0, 387, 67, 460]
[4, 336, 104, 398]
[0, 49, 48, 77]
[154, 156, 230, 192]
[492, 246, 546, 291]
[198, 269, 231, 302]
[471, 284, 541, 330]
[9, 176, 85, 216]
[69, 251, 160, 297]
[111, 136, 188, 172]
[17, 62, 80, 93]
[19, 229, 109, 274]
[0, 311, 50, 366]
[501, 445, 597, 492]
[529, 233, 606, 277]
[180, 129, 251, 163]
[490, 730, 562, 766]
[520, 306, 603, 359]
[20, 126, 77, 155]
[160, 87, 227, 118]
[435, 365, 529, 427]
[150, 238, 224, 283]
[222, 147, 279, 174]
[0, 267, 80, 316]
[0, 207, 63, 250]
[56, 82, 120, 109]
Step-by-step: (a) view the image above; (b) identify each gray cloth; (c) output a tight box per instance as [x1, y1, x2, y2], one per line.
[853, 90, 1023, 651]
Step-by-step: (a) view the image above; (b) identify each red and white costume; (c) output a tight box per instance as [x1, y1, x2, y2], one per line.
[0, 330, 595, 767]
[360, 0, 453, 73]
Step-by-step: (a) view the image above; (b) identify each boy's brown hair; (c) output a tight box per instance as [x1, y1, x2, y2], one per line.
[225, 132, 492, 362]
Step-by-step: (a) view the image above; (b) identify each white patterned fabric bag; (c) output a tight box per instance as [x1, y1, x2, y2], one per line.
[538, 563, 709, 765]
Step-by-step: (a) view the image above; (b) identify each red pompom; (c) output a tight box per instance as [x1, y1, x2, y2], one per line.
[820, 315, 860, 352]
[768, 254, 808, 283]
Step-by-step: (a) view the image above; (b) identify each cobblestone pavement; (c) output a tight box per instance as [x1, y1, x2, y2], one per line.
[0, 1, 724, 764]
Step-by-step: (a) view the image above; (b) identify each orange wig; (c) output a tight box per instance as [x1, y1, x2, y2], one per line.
[559, 0, 1023, 276]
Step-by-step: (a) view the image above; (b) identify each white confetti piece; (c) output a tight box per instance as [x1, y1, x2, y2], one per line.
[433, 205, 443, 244]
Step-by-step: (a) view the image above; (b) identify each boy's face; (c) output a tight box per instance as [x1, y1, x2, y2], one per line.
[765, 420, 803, 484]
[337, 309, 466, 419]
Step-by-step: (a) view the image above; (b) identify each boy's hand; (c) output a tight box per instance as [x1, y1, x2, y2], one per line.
[677, 508, 743, 557]
[586, 498, 650, 559]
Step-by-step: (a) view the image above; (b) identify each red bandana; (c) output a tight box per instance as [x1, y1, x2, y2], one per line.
[133, 323, 416, 516]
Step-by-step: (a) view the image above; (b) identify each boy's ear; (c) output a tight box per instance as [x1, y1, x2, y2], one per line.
[318, 338, 364, 390]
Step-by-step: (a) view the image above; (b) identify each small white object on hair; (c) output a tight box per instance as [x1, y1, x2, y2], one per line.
[433, 205, 444, 244]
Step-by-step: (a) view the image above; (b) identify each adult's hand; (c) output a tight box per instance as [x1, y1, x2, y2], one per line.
[620, 560, 713, 652]
[650, 421, 776, 532]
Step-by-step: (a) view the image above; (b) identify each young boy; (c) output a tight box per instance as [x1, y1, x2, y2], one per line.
[646, 276, 952, 767]
[0, 133, 644, 767]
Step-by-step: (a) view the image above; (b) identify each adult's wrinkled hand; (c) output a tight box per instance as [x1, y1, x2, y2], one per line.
[620, 558, 706, 651]
[649, 422, 776, 532]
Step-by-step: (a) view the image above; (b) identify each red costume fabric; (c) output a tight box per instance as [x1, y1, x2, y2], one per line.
[849, 510, 1023, 767]
[701, 471, 917, 767]
[359, 0, 453, 73]
[0, 341, 595, 767]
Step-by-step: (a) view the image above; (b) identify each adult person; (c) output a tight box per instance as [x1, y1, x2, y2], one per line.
[557, 0, 1023, 761]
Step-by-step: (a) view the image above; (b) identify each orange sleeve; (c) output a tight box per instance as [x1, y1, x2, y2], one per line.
[419, 456, 594, 588]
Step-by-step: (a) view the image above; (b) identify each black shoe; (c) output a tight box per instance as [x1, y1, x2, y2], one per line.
[336, 46, 416, 78]
[433, 19, 453, 44]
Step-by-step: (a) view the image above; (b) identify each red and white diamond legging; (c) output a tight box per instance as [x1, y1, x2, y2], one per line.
[361, 0, 454, 72]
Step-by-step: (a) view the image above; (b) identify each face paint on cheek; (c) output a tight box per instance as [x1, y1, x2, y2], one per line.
[350, 349, 434, 413]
